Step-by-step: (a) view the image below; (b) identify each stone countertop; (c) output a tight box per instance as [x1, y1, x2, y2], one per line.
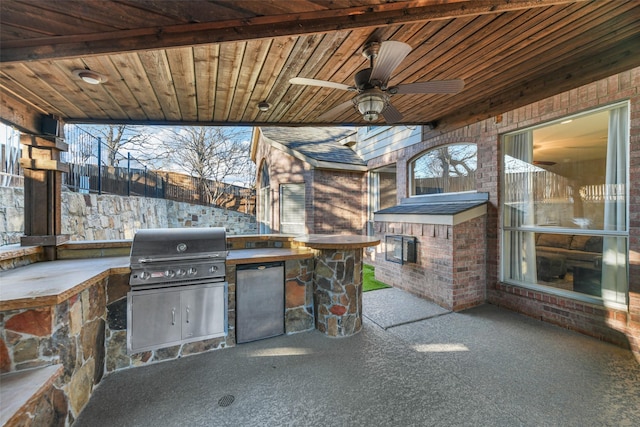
[294, 234, 380, 250]
[226, 248, 313, 265]
[0, 257, 130, 311]
[0, 244, 43, 261]
[0, 248, 314, 311]
[0, 364, 63, 426]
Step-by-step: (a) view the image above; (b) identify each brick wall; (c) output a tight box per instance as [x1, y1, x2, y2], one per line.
[309, 169, 366, 234]
[369, 67, 640, 359]
[374, 215, 486, 311]
[255, 141, 366, 235]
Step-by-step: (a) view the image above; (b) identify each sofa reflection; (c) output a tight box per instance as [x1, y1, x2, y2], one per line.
[535, 233, 603, 296]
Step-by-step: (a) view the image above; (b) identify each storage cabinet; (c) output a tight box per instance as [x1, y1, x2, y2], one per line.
[127, 282, 227, 354]
[236, 262, 284, 343]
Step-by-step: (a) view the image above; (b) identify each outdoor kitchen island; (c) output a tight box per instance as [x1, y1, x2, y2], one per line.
[0, 234, 379, 425]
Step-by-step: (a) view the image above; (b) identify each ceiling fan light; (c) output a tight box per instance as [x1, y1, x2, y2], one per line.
[362, 111, 379, 122]
[356, 92, 386, 122]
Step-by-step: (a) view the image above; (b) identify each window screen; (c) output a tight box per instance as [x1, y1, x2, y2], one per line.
[280, 183, 305, 234]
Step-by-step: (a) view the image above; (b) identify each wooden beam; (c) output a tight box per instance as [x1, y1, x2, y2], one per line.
[19, 159, 69, 173]
[0, 0, 587, 62]
[19, 134, 68, 151]
[0, 91, 46, 134]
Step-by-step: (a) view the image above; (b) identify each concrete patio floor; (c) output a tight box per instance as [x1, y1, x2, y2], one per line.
[76, 288, 640, 426]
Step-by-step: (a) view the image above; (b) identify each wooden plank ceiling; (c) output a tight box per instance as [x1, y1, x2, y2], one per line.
[1, 0, 639, 129]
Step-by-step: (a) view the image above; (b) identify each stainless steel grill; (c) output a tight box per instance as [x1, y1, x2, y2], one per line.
[129, 227, 227, 289]
[127, 227, 228, 354]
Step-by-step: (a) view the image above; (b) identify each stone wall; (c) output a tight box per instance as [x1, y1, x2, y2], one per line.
[0, 278, 108, 424]
[0, 186, 23, 246]
[0, 187, 257, 245]
[313, 248, 363, 337]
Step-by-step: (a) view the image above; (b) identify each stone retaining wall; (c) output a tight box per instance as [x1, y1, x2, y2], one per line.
[0, 187, 257, 245]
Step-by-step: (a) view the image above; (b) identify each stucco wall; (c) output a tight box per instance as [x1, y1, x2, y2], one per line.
[0, 187, 257, 245]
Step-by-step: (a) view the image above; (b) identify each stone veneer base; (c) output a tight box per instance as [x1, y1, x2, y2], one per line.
[314, 249, 363, 337]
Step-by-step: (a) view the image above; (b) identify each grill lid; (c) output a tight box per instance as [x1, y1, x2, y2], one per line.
[130, 227, 227, 266]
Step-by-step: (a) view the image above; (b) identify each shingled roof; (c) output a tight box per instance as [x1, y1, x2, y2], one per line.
[375, 201, 487, 216]
[259, 127, 365, 168]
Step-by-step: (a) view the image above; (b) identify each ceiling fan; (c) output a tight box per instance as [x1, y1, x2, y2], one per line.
[289, 40, 465, 124]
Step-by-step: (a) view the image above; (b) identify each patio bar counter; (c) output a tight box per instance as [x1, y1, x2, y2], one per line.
[295, 235, 380, 337]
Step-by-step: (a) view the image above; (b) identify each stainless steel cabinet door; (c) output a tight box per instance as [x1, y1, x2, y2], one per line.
[181, 285, 226, 339]
[129, 289, 182, 352]
[236, 263, 284, 343]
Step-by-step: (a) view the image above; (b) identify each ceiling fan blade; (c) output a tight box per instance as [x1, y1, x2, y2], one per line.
[393, 79, 465, 94]
[289, 77, 352, 91]
[369, 41, 412, 85]
[316, 100, 354, 122]
[382, 103, 403, 124]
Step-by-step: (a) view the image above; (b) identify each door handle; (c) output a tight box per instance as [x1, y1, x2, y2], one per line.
[171, 307, 176, 325]
[186, 306, 190, 323]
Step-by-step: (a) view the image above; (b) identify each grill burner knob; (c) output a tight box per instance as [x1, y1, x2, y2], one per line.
[176, 268, 186, 277]
[139, 271, 151, 280]
[209, 265, 219, 273]
[187, 267, 198, 276]
[164, 269, 175, 278]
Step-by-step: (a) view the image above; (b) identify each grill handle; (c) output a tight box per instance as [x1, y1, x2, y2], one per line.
[137, 253, 225, 263]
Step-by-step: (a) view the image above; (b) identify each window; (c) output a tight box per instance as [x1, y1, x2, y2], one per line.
[280, 183, 305, 234]
[258, 163, 270, 234]
[501, 103, 629, 305]
[368, 166, 397, 235]
[410, 144, 477, 195]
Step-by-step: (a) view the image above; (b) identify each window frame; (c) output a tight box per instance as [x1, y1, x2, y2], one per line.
[408, 142, 478, 197]
[499, 102, 630, 308]
[279, 183, 306, 235]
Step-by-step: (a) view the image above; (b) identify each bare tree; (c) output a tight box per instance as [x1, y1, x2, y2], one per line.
[413, 144, 477, 193]
[159, 127, 254, 205]
[84, 124, 153, 166]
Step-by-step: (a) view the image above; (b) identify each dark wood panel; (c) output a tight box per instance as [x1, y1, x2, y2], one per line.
[0, 0, 638, 129]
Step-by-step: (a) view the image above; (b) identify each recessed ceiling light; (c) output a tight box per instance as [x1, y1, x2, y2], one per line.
[257, 101, 271, 112]
[72, 69, 107, 85]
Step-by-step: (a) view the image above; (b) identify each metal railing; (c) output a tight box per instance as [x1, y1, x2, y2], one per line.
[0, 124, 23, 187]
[0, 123, 255, 213]
[62, 125, 167, 198]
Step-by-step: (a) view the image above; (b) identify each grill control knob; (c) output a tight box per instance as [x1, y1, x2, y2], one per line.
[176, 268, 186, 277]
[139, 271, 151, 280]
[164, 269, 175, 278]
[187, 267, 198, 276]
[209, 265, 219, 273]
